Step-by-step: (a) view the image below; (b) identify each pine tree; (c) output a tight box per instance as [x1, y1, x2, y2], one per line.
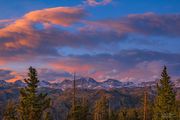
[93, 96, 109, 120]
[109, 110, 118, 120]
[118, 108, 128, 120]
[108, 101, 118, 120]
[118, 108, 140, 120]
[128, 109, 140, 120]
[18, 67, 51, 120]
[143, 90, 147, 120]
[80, 97, 89, 120]
[153, 66, 177, 120]
[44, 111, 53, 120]
[176, 100, 180, 119]
[68, 102, 83, 120]
[3, 100, 18, 120]
[68, 73, 83, 120]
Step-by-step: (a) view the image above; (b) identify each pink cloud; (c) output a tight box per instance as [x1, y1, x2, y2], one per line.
[46, 50, 180, 82]
[118, 61, 164, 82]
[0, 11, 179, 59]
[49, 58, 163, 82]
[0, 8, 179, 83]
[0, 6, 86, 57]
[1, 50, 179, 82]
[37, 50, 180, 82]
[24, 7, 85, 27]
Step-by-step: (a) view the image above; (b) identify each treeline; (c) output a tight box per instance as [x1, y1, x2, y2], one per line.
[2, 66, 180, 120]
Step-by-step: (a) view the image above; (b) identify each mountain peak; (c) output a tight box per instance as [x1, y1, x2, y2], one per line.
[0, 80, 6, 84]
[1, 77, 179, 90]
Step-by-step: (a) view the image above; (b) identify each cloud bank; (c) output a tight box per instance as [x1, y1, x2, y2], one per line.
[0, 6, 179, 82]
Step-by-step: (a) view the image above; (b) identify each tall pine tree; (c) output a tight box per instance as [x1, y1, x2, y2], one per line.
[153, 66, 177, 120]
[118, 108, 128, 120]
[68, 73, 83, 120]
[18, 67, 51, 120]
[93, 96, 109, 120]
[80, 97, 90, 120]
[3, 100, 18, 120]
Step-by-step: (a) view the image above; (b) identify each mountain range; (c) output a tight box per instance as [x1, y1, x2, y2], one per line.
[0, 77, 179, 90]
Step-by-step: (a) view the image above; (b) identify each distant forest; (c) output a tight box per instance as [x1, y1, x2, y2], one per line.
[0, 66, 179, 120]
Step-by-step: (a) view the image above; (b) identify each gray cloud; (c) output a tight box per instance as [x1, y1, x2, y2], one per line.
[0, 11, 180, 58]
[38, 68, 72, 81]
[86, 0, 112, 6]
[0, 69, 17, 81]
[48, 50, 180, 82]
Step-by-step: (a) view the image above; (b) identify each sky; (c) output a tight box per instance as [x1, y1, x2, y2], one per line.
[0, 0, 180, 83]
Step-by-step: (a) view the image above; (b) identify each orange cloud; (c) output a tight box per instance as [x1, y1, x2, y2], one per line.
[24, 7, 85, 27]
[50, 58, 94, 74]
[0, 19, 14, 28]
[0, 6, 86, 56]
[6, 74, 23, 83]
[0, 68, 23, 82]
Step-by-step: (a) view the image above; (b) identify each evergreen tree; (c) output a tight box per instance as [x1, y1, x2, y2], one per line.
[43, 111, 53, 120]
[139, 89, 153, 120]
[80, 97, 89, 120]
[109, 110, 118, 120]
[153, 66, 177, 120]
[68, 96, 90, 120]
[176, 100, 180, 119]
[93, 96, 109, 120]
[118, 108, 128, 120]
[108, 101, 118, 120]
[68, 104, 82, 120]
[3, 100, 18, 120]
[68, 73, 85, 120]
[127, 109, 140, 120]
[118, 108, 140, 120]
[18, 67, 51, 120]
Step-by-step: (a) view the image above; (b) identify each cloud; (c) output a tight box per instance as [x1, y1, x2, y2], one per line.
[0, 69, 22, 82]
[0, 7, 86, 57]
[0, 7, 179, 83]
[127, 13, 180, 36]
[24, 7, 86, 27]
[38, 68, 72, 81]
[1, 49, 180, 82]
[0, 19, 14, 28]
[86, 0, 112, 6]
[0, 10, 179, 59]
[48, 50, 180, 82]
[118, 61, 164, 82]
[83, 13, 180, 37]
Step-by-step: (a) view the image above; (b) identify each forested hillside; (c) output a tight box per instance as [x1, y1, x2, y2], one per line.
[0, 66, 179, 120]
